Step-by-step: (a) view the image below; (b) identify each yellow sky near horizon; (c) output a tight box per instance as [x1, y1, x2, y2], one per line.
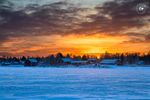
[1, 33, 149, 57]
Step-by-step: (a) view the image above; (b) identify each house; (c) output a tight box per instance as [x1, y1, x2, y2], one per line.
[11, 61, 22, 65]
[24, 58, 38, 66]
[62, 58, 88, 65]
[87, 58, 97, 63]
[62, 58, 73, 64]
[99, 59, 119, 65]
[71, 60, 88, 65]
[1, 62, 11, 66]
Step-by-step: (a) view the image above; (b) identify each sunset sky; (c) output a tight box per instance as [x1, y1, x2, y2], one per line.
[0, 0, 150, 56]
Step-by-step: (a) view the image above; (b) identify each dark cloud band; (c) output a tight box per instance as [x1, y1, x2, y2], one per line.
[0, 0, 149, 44]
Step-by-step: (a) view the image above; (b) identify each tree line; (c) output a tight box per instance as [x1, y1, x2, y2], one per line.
[0, 52, 150, 65]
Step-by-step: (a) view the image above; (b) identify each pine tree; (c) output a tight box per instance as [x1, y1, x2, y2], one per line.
[55, 53, 63, 64]
[49, 55, 55, 65]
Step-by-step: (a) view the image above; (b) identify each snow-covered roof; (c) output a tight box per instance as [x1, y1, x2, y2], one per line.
[100, 59, 118, 64]
[1, 62, 11, 64]
[62, 58, 88, 64]
[88, 58, 97, 61]
[29, 58, 38, 63]
[71, 60, 87, 64]
[62, 58, 73, 63]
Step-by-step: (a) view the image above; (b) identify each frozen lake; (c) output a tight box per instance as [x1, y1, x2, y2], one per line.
[0, 66, 150, 100]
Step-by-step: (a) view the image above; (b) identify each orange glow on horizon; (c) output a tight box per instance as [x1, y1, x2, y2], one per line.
[1, 33, 149, 57]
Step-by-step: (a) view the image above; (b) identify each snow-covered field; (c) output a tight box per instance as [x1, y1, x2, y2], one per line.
[0, 66, 150, 100]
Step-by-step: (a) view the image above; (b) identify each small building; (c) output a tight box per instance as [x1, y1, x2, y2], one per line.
[137, 61, 144, 65]
[87, 58, 97, 63]
[62, 58, 73, 64]
[11, 61, 22, 65]
[71, 60, 88, 65]
[1, 62, 11, 66]
[62, 58, 88, 65]
[100, 59, 119, 65]
[24, 58, 38, 66]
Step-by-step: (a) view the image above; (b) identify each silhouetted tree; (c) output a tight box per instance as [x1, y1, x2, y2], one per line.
[82, 55, 87, 60]
[55, 53, 64, 64]
[66, 54, 71, 58]
[21, 56, 26, 62]
[49, 55, 55, 65]
[12, 57, 19, 62]
[120, 54, 124, 65]
[73, 55, 81, 60]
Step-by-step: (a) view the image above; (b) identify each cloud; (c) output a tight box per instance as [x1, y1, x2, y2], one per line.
[0, 0, 149, 35]
[78, 0, 150, 34]
[0, 0, 149, 51]
[0, 52, 13, 56]
[122, 32, 150, 43]
[145, 34, 150, 42]
[0, 1, 85, 42]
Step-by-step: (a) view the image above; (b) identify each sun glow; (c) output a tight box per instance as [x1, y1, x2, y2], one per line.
[1, 33, 149, 57]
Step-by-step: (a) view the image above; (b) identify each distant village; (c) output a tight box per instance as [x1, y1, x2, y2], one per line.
[0, 52, 150, 67]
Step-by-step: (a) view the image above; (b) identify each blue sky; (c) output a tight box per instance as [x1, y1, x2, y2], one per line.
[9, 0, 112, 10]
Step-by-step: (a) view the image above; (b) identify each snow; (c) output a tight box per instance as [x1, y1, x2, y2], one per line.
[71, 60, 87, 64]
[0, 66, 150, 99]
[29, 58, 38, 63]
[62, 58, 88, 64]
[100, 59, 118, 65]
[62, 58, 73, 63]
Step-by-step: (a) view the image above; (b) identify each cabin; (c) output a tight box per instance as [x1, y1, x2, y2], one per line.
[71, 60, 88, 65]
[1, 62, 11, 66]
[11, 61, 22, 65]
[99, 59, 119, 65]
[87, 58, 97, 63]
[62, 58, 73, 64]
[24, 58, 38, 66]
[62, 58, 88, 65]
